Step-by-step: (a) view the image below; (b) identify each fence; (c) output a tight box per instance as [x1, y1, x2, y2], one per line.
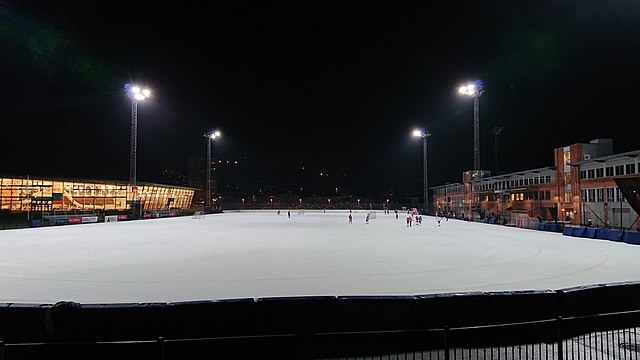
[1, 313, 639, 359]
[2, 283, 640, 359]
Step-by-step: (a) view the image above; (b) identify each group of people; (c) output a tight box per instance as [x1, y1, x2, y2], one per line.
[405, 210, 423, 227]
[348, 211, 370, 224]
[347, 209, 447, 228]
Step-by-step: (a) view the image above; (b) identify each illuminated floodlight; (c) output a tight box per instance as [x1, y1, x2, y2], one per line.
[413, 129, 427, 138]
[208, 130, 221, 139]
[458, 80, 483, 97]
[125, 83, 151, 101]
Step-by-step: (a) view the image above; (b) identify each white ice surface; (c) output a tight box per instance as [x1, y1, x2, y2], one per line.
[1, 210, 639, 304]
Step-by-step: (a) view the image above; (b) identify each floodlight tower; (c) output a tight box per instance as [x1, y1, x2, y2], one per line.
[413, 129, 431, 214]
[204, 130, 221, 213]
[492, 126, 503, 174]
[458, 80, 484, 172]
[124, 83, 151, 189]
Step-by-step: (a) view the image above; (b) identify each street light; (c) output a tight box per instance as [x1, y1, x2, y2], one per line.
[413, 129, 431, 214]
[458, 80, 484, 172]
[204, 130, 221, 213]
[124, 83, 151, 189]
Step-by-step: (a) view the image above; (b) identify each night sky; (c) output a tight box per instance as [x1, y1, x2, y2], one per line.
[1, 1, 640, 199]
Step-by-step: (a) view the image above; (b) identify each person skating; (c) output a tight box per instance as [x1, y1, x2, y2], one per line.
[348, 213, 353, 224]
[365, 213, 370, 224]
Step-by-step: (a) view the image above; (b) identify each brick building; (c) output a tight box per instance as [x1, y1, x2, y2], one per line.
[431, 139, 640, 231]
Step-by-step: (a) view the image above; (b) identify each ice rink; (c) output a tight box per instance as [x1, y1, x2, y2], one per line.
[1, 210, 640, 304]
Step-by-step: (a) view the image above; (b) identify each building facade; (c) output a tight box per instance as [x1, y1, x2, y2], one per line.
[0, 176, 196, 212]
[431, 139, 640, 231]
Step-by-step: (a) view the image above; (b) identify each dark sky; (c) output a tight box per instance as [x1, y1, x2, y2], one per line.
[1, 1, 640, 198]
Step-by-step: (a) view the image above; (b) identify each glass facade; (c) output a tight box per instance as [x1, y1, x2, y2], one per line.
[0, 176, 195, 212]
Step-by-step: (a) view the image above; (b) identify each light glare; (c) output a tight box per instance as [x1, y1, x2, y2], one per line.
[458, 80, 483, 97]
[126, 84, 151, 100]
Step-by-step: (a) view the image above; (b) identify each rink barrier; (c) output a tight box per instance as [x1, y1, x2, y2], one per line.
[563, 226, 640, 244]
[1, 282, 640, 351]
[538, 222, 564, 232]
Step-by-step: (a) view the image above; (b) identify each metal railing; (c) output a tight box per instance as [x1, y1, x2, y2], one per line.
[2, 310, 639, 359]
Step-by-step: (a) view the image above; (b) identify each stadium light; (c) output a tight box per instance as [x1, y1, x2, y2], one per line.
[458, 80, 484, 172]
[204, 130, 222, 213]
[124, 83, 151, 189]
[412, 129, 431, 214]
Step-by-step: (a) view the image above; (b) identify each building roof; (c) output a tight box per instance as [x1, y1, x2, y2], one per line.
[482, 166, 556, 180]
[431, 183, 463, 189]
[0, 174, 199, 190]
[568, 149, 640, 166]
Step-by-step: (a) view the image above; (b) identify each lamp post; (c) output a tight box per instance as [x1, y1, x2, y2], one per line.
[492, 126, 503, 174]
[204, 130, 221, 213]
[124, 83, 151, 189]
[458, 80, 484, 172]
[413, 129, 431, 214]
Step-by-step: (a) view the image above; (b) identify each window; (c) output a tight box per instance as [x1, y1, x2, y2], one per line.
[626, 163, 636, 174]
[580, 170, 586, 180]
[545, 190, 550, 200]
[606, 166, 613, 177]
[524, 178, 529, 185]
[615, 165, 624, 176]
[596, 168, 603, 178]
[596, 188, 603, 202]
[606, 188, 615, 202]
[581, 189, 587, 202]
[587, 169, 595, 179]
[565, 192, 572, 203]
[545, 176, 551, 183]
[616, 188, 625, 202]
[588, 189, 595, 202]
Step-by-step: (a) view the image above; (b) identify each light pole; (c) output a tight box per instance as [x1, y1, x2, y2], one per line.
[413, 129, 431, 214]
[458, 80, 484, 172]
[124, 83, 151, 189]
[204, 130, 221, 213]
[492, 126, 503, 174]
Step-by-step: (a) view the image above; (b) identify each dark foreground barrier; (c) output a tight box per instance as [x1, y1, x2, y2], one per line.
[2, 282, 640, 359]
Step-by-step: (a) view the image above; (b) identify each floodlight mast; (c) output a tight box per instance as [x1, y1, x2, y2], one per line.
[458, 80, 484, 172]
[413, 129, 431, 214]
[492, 126, 503, 174]
[204, 131, 221, 213]
[124, 83, 151, 189]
